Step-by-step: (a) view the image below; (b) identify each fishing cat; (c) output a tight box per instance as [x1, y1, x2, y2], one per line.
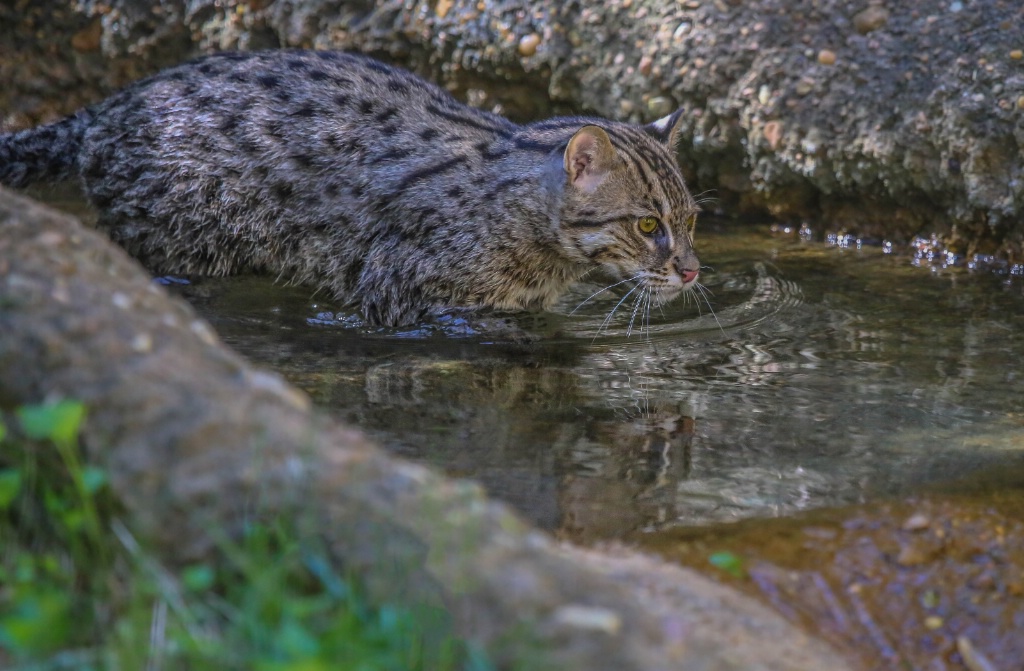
[0, 50, 701, 327]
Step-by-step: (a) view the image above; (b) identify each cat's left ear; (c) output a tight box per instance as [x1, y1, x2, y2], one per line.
[564, 125, 617, 193]
[643, 108, 686, 148]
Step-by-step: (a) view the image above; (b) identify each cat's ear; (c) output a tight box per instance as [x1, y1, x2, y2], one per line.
[564, 125, 617, 192]
[644, 108, 685, 148]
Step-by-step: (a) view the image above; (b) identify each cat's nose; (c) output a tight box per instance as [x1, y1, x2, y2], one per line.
[673, 253, 699, 285]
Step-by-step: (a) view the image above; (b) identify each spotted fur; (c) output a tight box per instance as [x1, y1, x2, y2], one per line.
[0, 50, 701, 326]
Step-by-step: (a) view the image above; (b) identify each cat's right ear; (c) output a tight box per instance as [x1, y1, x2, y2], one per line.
[643, 108, 685, 148]
[564, 125, 616, 193]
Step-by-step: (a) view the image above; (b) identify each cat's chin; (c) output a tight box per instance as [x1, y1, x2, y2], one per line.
[654, 284, 689, 304]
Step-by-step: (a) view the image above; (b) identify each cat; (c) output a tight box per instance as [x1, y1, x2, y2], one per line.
[0, 50, 701, 327]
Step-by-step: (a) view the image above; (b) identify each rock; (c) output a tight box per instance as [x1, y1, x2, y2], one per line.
[70, 18, 103, 52]
[902, 512, 931, 531]
[518, 33, 541, 57]
[0, 185, 854, 670]
[853, 5, 889, 34]
[646, 95, 676, 118]
[763, 120, 784, 150]
[895, 541, 931, 566]
[3, 0, 1023, 260]
[643, 496, 1024, 670]
[638, 54, 653, 77]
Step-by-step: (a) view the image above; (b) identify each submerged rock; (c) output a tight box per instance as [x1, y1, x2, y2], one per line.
[643, 490, 1024, 670]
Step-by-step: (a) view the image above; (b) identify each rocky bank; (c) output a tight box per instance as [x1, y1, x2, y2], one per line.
[2, 0, 1023, 262]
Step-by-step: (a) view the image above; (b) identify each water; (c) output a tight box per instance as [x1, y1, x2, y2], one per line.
[143, 217, 1024, 539]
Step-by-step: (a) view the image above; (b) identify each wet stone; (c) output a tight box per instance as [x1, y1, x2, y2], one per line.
[641, 495, 1024, 671]
[518, 33, 541, 57]
[646, 95, 675, 118]
[853, 6, 889, 35]
[902, 513, 931, 531]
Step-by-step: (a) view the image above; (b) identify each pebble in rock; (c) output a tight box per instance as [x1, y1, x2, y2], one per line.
[853, 6, 889, 34]
[518, 33, 541, 57]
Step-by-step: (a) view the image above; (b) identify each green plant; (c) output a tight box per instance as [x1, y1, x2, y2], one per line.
[0, 400, 494, 671]
[708, 551, 746, 579]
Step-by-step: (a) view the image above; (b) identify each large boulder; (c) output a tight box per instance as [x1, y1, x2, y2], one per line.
[2, 0, 1023, 262]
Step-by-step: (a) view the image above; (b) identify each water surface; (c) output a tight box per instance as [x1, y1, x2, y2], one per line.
[174, 218, 1024, 540]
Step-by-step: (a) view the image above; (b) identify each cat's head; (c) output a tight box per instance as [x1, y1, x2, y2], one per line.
[558, 110, 700, 305]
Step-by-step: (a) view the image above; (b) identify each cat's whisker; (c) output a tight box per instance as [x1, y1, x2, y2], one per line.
[635, 287, 646, 339]
[693, 190, 718, 207]
[570, 274, 642, 315]
[638, 286, 653, 340]
[685, 287, 703, 318]
[695, 282, 726, 336]
[594, 281, 642, 342]
[643, 287, 653, 343]
[625, 285, 646, 338]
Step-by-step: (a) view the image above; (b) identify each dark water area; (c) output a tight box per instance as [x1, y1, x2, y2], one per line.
[160, 217, 1024, 542]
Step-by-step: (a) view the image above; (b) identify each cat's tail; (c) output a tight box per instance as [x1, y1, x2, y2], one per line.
[0, 110, 93, 188]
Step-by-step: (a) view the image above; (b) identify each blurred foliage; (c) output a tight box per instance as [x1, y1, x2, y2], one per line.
[0, 400, 495, 671]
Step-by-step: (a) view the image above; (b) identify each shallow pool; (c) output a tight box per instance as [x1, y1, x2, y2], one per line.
[168, 217, 1024, 542]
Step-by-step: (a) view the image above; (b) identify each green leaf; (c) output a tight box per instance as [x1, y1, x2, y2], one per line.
[14, 555, 36, 583]
[182, 564, 216, 592]
[80, 466, 108, 495]
[0, 590, 72, 655]
[17, 400, 85, 445]
[0, 419, 6, 443]
[60, 508, 86, 533]
[709, 551, 746, 578]
[255, 659, 330, 671]
[0, 469, 21, 510]
[464, 642, 498, 671]
[277, 618, 321, 659]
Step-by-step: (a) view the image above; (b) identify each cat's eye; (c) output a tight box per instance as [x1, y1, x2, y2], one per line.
[637, 216, 660, 235]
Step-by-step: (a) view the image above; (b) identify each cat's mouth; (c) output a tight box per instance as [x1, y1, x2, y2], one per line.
[638, 268, 698, 306]
[656, 268, 700, 294]
[678, 268, 700, 286]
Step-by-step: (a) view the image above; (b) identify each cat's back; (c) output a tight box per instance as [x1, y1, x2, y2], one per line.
[79, 48, 522, 212]
[88, 50, 515, 152]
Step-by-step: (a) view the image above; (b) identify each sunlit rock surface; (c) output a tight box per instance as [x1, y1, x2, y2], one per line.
[2, 0, 1023, 261]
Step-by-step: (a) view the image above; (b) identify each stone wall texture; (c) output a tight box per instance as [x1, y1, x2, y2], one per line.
[3, 0, 1023, 262]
